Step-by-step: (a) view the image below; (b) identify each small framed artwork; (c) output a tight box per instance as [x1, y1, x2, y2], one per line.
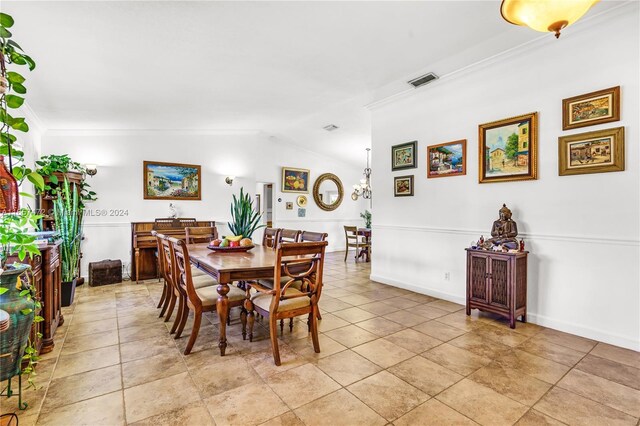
[563, 86, 620, 130]
[394, 175, 414, 197]
[391, 141, 418, 171]
[559, 126, 624, 176]
[479, 112, 538, 183]
[282, 167, 310, 193]
[285, 202, 293, 210]
[427, 140, 467, 178]
[143, 161, 201, 200]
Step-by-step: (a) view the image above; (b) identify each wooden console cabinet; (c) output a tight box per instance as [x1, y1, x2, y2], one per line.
[465, 248, 528, 328]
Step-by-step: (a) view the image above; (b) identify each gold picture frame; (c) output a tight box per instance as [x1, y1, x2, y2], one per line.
[281, 167, 310, 193]
[563, 86, 620, 130]
[143, 161, 201, 200]
[559, 127, 624, 176]
[479, 112, 538, 184]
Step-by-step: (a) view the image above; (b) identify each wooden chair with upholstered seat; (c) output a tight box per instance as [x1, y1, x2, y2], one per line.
[246, 241, 328, 365]
[168, 237, 247, 355]
[280, 229, 302, 243]
[300, 231, 328, 242]
[185, 225, 218, 244]
[344, 225, 370, 262]
[262, 228, 281, 248]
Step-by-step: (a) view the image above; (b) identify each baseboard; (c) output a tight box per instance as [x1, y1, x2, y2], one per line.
[369, 273, 640, 352]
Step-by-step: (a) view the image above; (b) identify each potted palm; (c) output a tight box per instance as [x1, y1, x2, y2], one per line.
[228, 187, 265, 240]
[53, 178, 83, 306]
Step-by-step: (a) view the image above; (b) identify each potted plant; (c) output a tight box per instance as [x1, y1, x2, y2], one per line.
[360, 210, 372, 229]
[228, 187, 265, 240]
[52, 178, 83, 306]
[34, 154, 97, 205]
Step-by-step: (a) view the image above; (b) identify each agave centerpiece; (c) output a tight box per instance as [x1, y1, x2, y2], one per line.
[227, 187, 265, 240]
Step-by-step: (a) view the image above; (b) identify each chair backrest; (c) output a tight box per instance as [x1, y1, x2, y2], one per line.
[153, 231, 174, 289]
[280, 229, 302, 243]
[178, 218, 197, 227]
[167, 237, 200, 307]
[151, 230, 164, 276]
[262, 228, 282, 248]
[185, 226, 218, 244]
[271, 241, 328, 313]
[300, 231, 328, 242]
[344, 226, 358, 242]
[154, 218, 175, 229]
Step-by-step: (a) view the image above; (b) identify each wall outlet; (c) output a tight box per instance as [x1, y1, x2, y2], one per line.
[444, 272, 450, 281]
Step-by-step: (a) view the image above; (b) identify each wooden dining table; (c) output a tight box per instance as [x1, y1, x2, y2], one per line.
[357, 228, 371, 262]
[187, 243, 280, 356]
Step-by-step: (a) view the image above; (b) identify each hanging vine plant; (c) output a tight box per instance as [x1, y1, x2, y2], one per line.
[0, 12, 44, 191]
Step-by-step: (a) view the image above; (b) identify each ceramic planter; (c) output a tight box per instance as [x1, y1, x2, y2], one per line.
[61, 278, 77, 307]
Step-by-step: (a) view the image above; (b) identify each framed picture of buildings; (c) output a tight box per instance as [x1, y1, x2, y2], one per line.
[143, 161, 201, 200]
[391, 141, 418, 171]
[394, 175, 414, 196]
[427, 139, 467, 178]
[559, 127, 624, 176]
[563, 86, 620, 130]
[282, 167, 310, 193]
[478, 112, 538, 183]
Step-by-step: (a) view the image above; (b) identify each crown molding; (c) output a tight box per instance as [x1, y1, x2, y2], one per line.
[43, 128, 262, 137]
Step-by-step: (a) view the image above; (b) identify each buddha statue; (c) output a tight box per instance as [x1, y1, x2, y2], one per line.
[486, 204, 518, 247]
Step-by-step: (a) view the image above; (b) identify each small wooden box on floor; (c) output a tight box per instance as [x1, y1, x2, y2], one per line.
[89, 259, 122, 286]
[465, 248, 528, 328]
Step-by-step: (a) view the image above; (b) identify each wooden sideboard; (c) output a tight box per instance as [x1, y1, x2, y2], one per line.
[465, 248, 528, 329]
[131, 219, 215, 282]
[10, 241, 63, 354]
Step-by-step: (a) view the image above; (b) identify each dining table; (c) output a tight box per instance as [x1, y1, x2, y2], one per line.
[357, 228, 372, 262]
[187, 243, 280, 356]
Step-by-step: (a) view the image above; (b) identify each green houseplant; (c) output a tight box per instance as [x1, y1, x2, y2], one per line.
[360, 210, 372, 229]
[34, 154, 97, 205]
[52, 178, 83, 306]
[228, 187, 264, 239]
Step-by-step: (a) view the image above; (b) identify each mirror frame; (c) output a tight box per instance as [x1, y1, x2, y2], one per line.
[313, 173, 344, 211]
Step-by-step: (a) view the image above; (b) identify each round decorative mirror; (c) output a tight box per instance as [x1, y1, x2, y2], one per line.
[313, 173, 344, 211]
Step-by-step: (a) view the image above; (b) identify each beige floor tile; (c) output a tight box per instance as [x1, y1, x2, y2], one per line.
[324, 324, 378, 348]
[118, 321, 169, 343]
[576, 354, 640, 390]
[52, 345, 120, 379]
[422, 343, 492, 375]
[316, 349, 382, 386]
[245, 344, 308, 378]
[352, 338, 415, 368]
[72, 308, 117, 324]
[434, 311, 486, 332]
[380, 296, 421, 310]
[449, 332, 513, 359]
[117, 311, 164, 329]
[121, 351, 187, 388]
[496, 349, 571, 384]
[338, 293, 376, 306]
[436, 379, 528, 426]
[36, 391, 125, 426]
[316, 313, 350, 332]
[318, 296, 353, 313]
[347, 370, 429, 421]
[288, 333, 347, 361]
[469, 361, 552, 406]
[130, 401, 214, 426]
[124, 372, 200, 423]
[384, 328, 442, 353]
[66, 317, 118, 337]
[295, 388, 386, 426]
[359, 301, 401, 315]
[412, 320, 467, 342]
[394, 399, 477, 426]
[557, 369, 640, 417]
[515, 409, 565, 425]
[518, 338, 585, 367]
[534, 387, 637, 426]
[190, 356, 260, 398]
[259, 411, 305, 426]
[41, 365, 122, 413]
[402, 293, 438, 304]
[60, 329, 119, 355]
[426, 299, 465, 312]
[389, 356, 463, 396]
[205, 382, 289, 425]
[73, 300, 117, 314]
[266, 364, 340, 409]
[120, 335, 178, 363]
[590, 342, 640, 369]
[535, 329, 597, 353]
[332, 306, 378, 323]
[490, 318, 545, 337]
[411, 304, 450, 320]
[473, 324, 531, 347]
[356, 317, 405, 337]
[383, 309, 428, 327]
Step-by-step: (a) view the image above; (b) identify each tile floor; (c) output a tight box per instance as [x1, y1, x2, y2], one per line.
[4, 252, 640, 425]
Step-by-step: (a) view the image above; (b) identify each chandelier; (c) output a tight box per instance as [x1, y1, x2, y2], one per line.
[501, 0, 599, 39]
[352, 148, 372, 200]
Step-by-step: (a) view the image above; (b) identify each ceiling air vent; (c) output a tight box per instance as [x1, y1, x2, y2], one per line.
[323, 124, 339, 132]
[408, 72, 438, 88]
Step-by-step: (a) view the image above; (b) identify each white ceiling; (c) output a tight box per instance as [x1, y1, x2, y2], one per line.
[3, 1, 612, 164]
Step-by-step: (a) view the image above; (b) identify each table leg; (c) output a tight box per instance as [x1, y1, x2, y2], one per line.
[135, 249, 140, 283]
[216, 282, 230, 356]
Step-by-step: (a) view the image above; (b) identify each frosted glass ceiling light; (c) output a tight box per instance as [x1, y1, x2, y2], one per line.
[501, 0, 599, 38]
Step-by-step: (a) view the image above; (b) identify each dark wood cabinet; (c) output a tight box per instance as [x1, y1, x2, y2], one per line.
[465, 248, 528, 328]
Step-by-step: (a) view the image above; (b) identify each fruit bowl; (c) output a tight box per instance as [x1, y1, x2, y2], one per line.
[207, 244, 255, 253]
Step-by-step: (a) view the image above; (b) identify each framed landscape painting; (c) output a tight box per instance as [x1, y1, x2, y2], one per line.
[559, 127, 624, 176]
[282, 167, 310, 193]
[143, 161, 201, 200]
[394, 175, 414, 197]
[479, 112, 538, 184]
[563, 86, 620, 130]
[427, 140, 467, 178]
[392, 141, 417, 171]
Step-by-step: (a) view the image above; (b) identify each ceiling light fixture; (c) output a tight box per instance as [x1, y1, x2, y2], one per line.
[225, 176, 234, 186]
[85, 164, 97, 176]
[501, 0, 599, 39]
[352, 148, 372, 201]
[323, 124, 339, 132]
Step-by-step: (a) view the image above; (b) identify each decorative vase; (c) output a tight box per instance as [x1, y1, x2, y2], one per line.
[61, 278, 77, 307]
[0, 264, 35, 382]
[0, 75, 8, 95]
[0, 155, 20, 213]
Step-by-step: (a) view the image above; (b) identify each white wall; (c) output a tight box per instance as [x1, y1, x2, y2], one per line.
[41, 130, 367, 278]
[370, 6, 639, 350]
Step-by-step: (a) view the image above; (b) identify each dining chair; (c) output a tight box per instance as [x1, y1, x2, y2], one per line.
[343, 225, 370, 262]
[152, 230, 170, 315]
[246, 241, 328, 365]
[280, 229, 302, 243]
[185, 225, 218, 244]
[154, 218, 176, 229]
[262, 227, 281, 248]
[168, 237, 247, 355]
[299, 231, 328, 242]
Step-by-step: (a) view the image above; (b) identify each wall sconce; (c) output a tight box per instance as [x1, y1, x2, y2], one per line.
[85, 164, 98, 176]
[225, 176, 235, 186]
